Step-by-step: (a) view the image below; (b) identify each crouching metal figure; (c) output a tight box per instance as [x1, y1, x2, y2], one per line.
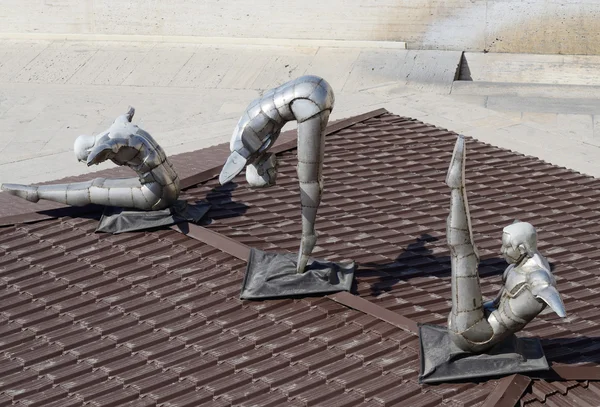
[446, 135, 566, 353]
[2, 107, 180, 211]
[219, 75, 334, 273]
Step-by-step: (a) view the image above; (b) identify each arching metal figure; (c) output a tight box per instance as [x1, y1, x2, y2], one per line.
[219, 75, 334, 273]
[1, 108, 180, 211]
[446, 135, 566, 353]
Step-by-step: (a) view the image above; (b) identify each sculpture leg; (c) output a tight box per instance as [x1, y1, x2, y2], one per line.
[1, 183, 41, 203]
[2, 178, 161, 210]
[295, 111, 329, 273]
[446, 136, 494, 352]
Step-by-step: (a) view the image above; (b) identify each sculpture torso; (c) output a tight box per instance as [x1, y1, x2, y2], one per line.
[230, 75, 335, 159]
[488, 260, 552, 338]
[93, 124, 180, 209]
[103, 130, 172, 174]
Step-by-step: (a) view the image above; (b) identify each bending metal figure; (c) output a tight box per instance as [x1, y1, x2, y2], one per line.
[446, 135, 566, 353]
[219, 75, 334, 273]
[2, 108, 180, 211]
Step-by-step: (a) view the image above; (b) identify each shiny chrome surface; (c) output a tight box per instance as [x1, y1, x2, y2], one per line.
[219, 75, 334, 273]
[446, 135, 566, 353]
[2, 107, 180, 211]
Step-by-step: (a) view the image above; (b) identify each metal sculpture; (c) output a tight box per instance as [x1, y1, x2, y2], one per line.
[446, 135, 566, 353]
[2, 107, 180, 211]
[219, 75, 334, 273]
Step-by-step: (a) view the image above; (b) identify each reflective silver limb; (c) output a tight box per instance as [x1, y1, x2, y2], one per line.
[446, 135, 566, 353]
[219, 75, 334, 273]
[245, 153, 278, 188]
[1, 107, 180, 211]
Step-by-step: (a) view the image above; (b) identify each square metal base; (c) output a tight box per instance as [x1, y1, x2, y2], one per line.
[419, 324, 549, 384]
[240, 248, 355, 300]
[96, 200, 210, 234]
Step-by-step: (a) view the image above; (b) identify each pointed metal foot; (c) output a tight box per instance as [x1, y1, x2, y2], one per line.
[297, 233, 317, 273]
[1, 183, 40, 203]
[446, 135, 466, 189]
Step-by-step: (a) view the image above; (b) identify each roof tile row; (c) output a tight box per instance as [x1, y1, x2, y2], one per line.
[1, 111, 599, 406]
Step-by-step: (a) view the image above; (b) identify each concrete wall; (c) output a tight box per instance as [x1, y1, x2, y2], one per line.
[1, 0, 600, 55]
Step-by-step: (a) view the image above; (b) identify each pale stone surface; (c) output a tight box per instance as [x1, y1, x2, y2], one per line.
[0, 39, 599, 187]
[304, 48, 363, 92]
[460, 53, 600, 86]
[484, 1, 600, 55]
[452, 81, 600, 100]
[0, 1, 480, 47]
[3, 0, 600, 54]
[342, 49, 462, 94]
[487, 97, 600, 115]
[13, 41, 98, 84]
[590, 116, 600, 148]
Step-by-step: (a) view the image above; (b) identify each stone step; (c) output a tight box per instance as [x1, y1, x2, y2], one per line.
[452, 82, 600, 115]
[452, 81, 600, 100]
[459, 52, 600, 86]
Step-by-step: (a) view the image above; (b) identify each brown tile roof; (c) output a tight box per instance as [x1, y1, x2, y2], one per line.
[1, 109, 599, 406]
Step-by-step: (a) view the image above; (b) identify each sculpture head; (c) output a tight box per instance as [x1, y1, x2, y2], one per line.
[501, 221, 537, 264]
[73, 107, 137, 162]
[74, 134, 96, 162]
[220, 131, 279, 186]
[246, 153, 278, 188]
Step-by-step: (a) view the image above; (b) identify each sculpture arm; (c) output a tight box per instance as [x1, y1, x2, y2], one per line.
[529, 271, 567, 318]
[246, 152, 278, 188]
[483, 287, 504, 311]
[484, 265, 512, 310]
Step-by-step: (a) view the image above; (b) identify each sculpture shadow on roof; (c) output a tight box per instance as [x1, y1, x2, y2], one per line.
[360, 233, 518, 299]
[198, 181, 249, 225]
[537, 335, 600, 378]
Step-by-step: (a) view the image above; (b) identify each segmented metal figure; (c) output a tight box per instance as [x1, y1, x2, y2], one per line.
[219, 75, 334, 273]
[1, 108, 180, 211]
[446, 135, 566, 353]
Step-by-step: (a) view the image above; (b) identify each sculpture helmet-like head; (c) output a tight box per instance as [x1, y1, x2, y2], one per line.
[74, 134, 97, 162]
[220, 132, 277, 186]
[501, 221, 538, 264]
[245, 152, 278, 188]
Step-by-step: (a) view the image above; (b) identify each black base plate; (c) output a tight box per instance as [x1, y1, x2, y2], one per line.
[240, 248, 356, 300]
[419, 324, 549, 384]
[95, 200, 211, 234]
